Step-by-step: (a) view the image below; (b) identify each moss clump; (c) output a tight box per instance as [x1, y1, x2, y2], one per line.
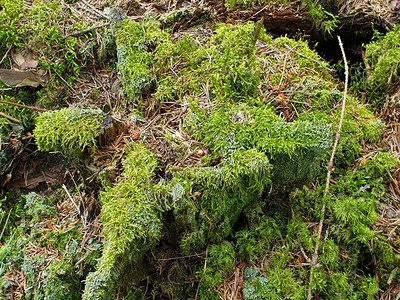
[33, 107, 105, 158]
[171, 149, 271, 253]
[83, 143, 162, 300]
[0, 95, 36, 137]
[43, 260, 81, 300]
[115, 18, 170, 101]
[23, 192, 55, 222]
[298, 99, 385, 167]
[186, 102, 332, 185]
[0, 0, 86, 84]
[365, 24, 400, 106]
[199, 241, 235, 299]
[236, 214, 282, 264]
[288, 152, 398, 298]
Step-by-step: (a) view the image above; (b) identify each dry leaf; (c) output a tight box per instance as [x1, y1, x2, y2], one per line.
[0, 69, 49, 87]
[12, 48, 38, 70]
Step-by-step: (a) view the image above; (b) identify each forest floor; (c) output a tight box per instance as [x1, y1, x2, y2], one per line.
[0, 0, 400, 299]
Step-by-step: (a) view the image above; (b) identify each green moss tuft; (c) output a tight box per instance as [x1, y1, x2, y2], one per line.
[365, 24, 400, 105]
[43, 260, 81, 300]
[33, 107, 105, 158]
[23, 192, 55, 222]
[115, 18, 170, 101]
[186, 102, 332, 185]
[199, 241, 235, 299]
[171, 148, 271, 253]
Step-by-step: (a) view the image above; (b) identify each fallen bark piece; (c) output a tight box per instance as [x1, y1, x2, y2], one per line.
[0, 69, 49, 87]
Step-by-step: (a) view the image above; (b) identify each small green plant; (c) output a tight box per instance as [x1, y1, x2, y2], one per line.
[33, 107, 105, 158]
[304, 0, 340, 36]
[23, 192, 55, 222]
[0, 95, 36, 137]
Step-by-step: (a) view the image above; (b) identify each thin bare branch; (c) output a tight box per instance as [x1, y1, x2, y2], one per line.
[0, 99, 48, 112]
[0, 112, 22, 124]
[65, 23, 110, 38]
[307, 35, 349, 300]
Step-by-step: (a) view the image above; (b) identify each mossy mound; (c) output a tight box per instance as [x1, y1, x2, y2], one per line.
[0, 3, 397, 299]
[83, 143, 162, 299]
[76, 18, 393, 300]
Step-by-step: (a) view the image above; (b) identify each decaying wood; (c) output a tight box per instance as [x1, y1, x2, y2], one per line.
[338, 0, 400, 32]
[219, 0, 399, 41]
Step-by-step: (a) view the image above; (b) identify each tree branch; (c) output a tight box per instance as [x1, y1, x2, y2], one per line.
[307, 35, 349, 300]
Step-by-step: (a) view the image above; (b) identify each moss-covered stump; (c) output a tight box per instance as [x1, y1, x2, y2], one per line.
[185, 103, 332, 184]
[83, 143, 162, 299]
[99, 17, 394, 299]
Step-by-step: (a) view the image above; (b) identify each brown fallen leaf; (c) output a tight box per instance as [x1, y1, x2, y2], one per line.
[0, 69, 49, 87]
[12, 48, 38, 70]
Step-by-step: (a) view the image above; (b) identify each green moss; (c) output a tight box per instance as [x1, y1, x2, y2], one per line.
[115, 18, 170, 101]
[297, 98, 385, 167]
[186, 102, 332, 184]
[171, 148, 271, 253]
[241, 248, 306, 300]
[83, 143, 162, 300]
[365, 24, 400, 105]
[36, 77, 66, 109]
[0, 95, 36, 137]
[199, 241, 235, 299]
[0, 0, 90, 85]
[43, 260, 81, 300]
[33, 107, 105, 158]
[23, 192, 55, 222]
[289, 152, 398, 297]
[236, 215, 282, 263]
[0, 0, 25, 52]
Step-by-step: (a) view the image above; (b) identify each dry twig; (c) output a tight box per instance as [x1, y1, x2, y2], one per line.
[0, 99, 48, 112]
[64, 23, 110, 38]
[307, 36, 349, 300]
[0, 112, 22, 124]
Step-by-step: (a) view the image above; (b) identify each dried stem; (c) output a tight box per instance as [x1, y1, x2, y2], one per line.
[0, 99, 48, 112]
[65, 23, 110, 38]
[307, 36, 349, 300]
[0, 111, 22, 124]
